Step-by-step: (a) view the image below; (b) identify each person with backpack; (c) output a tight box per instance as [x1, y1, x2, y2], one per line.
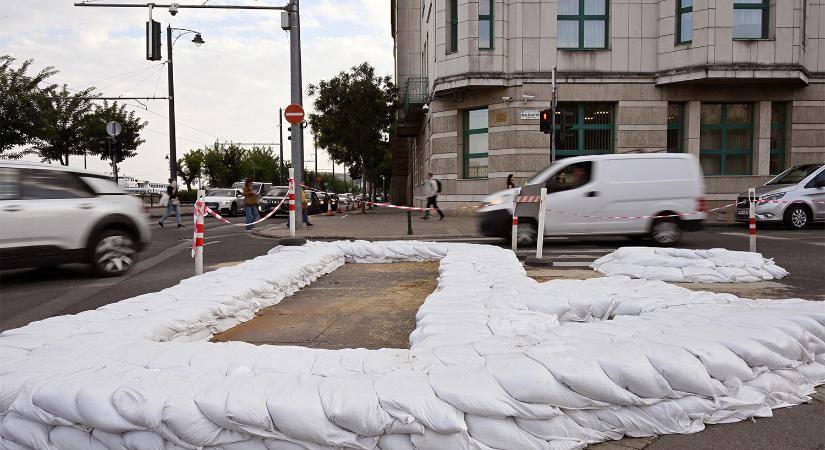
[422, 173, 444, 220]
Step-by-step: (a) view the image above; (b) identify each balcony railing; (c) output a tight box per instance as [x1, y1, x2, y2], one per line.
[403, 76, 428, 115]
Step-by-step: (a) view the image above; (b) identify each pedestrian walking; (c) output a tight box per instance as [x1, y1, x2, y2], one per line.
[506, 174, 516, 189]
[243, 178, 260, 232]
[158, 178, 184, 228]
[422, 173, 444, 220]
[287, 187, 313, 227]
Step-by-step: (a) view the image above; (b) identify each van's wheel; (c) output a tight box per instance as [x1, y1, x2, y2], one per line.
[515, 221, 538, 246]
[784, 204, 810, 229]
[91, 229, 137, 277]
[650, 219, 682, 246]
[230, 202, 238, 217]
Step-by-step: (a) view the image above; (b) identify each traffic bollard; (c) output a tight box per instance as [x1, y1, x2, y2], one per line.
[536, 187, 547, 259]
[407, 210, 413, 235]
[748, 187, 756, 252]
[288, 168, 296, 238]
[194, 189, 205, 275]
[511, 212, 518, 253]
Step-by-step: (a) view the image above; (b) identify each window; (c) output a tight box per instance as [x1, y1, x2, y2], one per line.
[555, 103, 614, 157]
[558, 0, 609, 49]
[21, 169, 94, 200]
[676, 0, 693, 44]
[667, 103, 684, 153]
[700, 103, 753, 175]
[733, 0, 768, 39]
[546, 161, 593, 192]
[770, 103, 786, 175]
[447, 0, 458, 53]
[478, 0, 493, 49]
[463, 108, 489, 179]
[0, 168, 20, 200]
[804, 169, 825, 189]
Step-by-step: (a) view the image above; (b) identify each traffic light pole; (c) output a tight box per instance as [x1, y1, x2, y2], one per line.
[289, 0, 305, 229]
[550, 67, 557, 164]
[279, 107, 285, 185]
[166, 24, 178, 182]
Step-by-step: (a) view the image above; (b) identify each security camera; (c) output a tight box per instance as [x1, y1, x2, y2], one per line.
[501, 96, 512, 102]
[421, 103, 429, 112]
[522, 94, 535, 101]
[169, 3, 179, 16]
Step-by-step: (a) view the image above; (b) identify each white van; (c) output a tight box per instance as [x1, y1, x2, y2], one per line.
[477, 154, 706, 245]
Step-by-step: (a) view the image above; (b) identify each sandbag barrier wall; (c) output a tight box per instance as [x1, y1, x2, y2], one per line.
[0, 241, 824, 450]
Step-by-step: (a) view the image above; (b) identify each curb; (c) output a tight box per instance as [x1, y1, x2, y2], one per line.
[251, 231, 484, 241]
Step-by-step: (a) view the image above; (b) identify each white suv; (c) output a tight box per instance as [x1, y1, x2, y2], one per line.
[0, 162, 151, 276]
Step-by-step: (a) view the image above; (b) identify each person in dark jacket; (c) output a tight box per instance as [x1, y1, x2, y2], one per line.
[158, 178, 183, 228]
[506, 174, 516, 189]
[243, 178, 260, 232]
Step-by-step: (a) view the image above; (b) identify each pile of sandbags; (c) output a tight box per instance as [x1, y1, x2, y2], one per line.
[591, 247, 789, 283]
[1, 241, 823, 450]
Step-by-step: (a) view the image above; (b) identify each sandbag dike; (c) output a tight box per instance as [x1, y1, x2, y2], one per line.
[0, 240, 824, 450]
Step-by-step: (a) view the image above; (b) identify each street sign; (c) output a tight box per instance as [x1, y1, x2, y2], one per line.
[284, 104, 305, 125]
[520, 110, 540, 120]
[106, 121, 122, 137]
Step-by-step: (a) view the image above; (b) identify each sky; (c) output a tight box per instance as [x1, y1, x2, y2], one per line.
[0, 0, 394, 184]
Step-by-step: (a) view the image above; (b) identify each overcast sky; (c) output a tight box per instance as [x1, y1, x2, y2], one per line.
[0, 0, 393, 183]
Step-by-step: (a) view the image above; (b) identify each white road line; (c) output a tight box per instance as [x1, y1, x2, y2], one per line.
[719, 232, 825, 247]
[203, 241, 221, 246]
[552, 261, 595, 267]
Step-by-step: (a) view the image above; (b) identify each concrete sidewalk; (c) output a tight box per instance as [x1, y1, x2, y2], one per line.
[254, 206, 482, 240]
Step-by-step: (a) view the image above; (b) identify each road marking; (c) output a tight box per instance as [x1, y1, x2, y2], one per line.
[552, 261, 594, 267]
[203, 241, 221, 246]
[718, 232, 825, 247]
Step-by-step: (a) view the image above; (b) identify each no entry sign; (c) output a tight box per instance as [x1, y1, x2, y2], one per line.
[284, 104, 305, 125]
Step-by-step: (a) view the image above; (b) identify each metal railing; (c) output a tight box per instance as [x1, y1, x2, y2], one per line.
[403, 76, 428, 114]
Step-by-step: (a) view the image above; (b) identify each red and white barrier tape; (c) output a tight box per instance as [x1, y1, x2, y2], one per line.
[205, 195, 288, 227]
[364, 201, 433, 212]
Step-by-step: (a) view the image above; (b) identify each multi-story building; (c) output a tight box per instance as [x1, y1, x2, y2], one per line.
[390, 0, 825, 216]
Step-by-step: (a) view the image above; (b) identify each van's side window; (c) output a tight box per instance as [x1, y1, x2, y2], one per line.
[547, 161, 592, 192]
[805, 170, 825, 189]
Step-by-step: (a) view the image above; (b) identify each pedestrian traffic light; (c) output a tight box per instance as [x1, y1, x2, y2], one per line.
[561, 111, 576, 138]
[113, 140, 125, 163]
[539, 109, 552, 134]
[146, 20, 162, 61]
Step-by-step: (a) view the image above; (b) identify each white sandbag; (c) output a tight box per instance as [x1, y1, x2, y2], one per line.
[318, 375, 394, 437]
[374, 373, 466, 434]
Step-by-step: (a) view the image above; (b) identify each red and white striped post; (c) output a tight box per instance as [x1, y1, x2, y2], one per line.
[288, 168, 296, 238]
[194, 189, 205, 275]
[748, 187, 756, 252]
[536, 187, 547, 259]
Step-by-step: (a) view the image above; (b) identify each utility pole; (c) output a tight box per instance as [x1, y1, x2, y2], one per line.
[551, 66, 557, 164]
[314, 133, 318, 188]
[278, 107, 285, 185]
[166, 24, 178, 180]
[289, 0, 305, 229]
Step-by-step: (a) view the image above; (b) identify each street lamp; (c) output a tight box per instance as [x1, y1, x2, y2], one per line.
[167, 25, 205, 181]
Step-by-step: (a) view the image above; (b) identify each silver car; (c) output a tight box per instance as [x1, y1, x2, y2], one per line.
[735, 163, 825, 229]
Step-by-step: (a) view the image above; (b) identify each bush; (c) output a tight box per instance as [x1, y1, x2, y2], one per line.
[178, 190, 199, 204]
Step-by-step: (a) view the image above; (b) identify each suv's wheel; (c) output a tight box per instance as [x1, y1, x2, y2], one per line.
[91, 230, 137, 277]
[230, 202, 238, 217]
[515, 221, 538, 246]
[784, 204, 810, 229]
[650, 219, 682, 246]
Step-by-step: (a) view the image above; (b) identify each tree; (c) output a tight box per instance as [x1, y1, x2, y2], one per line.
[202, 143, 247, 188]
[178, 149, 204, 191]
[242, 146, 280, 184]
[307, 62, 399, 212]
[28, 85, 96, 166]
[0, 55, 57, 159]
[85, 101, 147, 163]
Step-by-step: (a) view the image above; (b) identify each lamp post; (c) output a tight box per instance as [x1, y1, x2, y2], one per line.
[167, 25, 205, 181]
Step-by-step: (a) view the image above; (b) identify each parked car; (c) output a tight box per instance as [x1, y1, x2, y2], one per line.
[478, 154, 706, 246]
[0, 162, 151, 276]
[306, 190, 323, 214]
[735, 163, 825, 229]
[341, 193, 354, 208]
[260, 186, 289, 216]
[203, 188, 244, 216]
[328, 193, 340, 211]
[231, 181, 272, 197]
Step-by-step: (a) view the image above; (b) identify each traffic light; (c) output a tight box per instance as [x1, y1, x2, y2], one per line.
[539, 109, 552, 134]
[287, 126, 292, 140]
[561, 111, 576, 138]
[146, 20, 161, 61]
[113, 140, 125, 163]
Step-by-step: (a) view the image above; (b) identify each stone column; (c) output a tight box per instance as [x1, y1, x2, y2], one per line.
[754, 101, 771, 176]
[684, 101, 702, 158]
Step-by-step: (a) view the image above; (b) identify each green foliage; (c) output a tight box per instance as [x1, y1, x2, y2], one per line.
[0, 55, 57, 158]
[178, 149, 204, 191]
[201, 143, 248, 188]
[307, 62, 398, 198]
[242, 146, 281, 184]
[85, 101, 147, 162]
[28, 85, 97, 166]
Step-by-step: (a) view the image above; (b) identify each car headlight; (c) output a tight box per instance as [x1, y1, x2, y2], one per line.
[760, 192, 785, 202]
[482, 194, 508, 207]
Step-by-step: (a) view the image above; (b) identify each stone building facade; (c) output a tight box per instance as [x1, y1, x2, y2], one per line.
[390, 0, 825, 214]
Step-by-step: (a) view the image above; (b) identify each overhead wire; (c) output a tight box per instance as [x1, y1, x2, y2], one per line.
[74, 62, 166, 90]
